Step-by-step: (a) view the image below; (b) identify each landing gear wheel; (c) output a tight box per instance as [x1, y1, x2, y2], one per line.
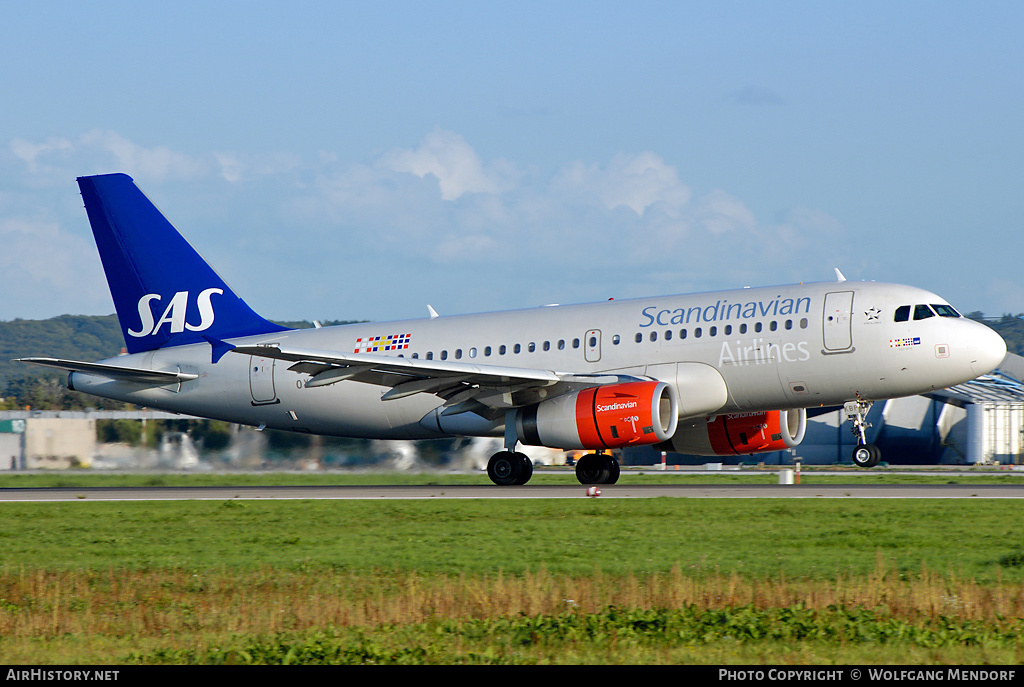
[575, 453, 608, 484]
[517, 452, 534, 484]
[851, 444, 881, 468]
[487, 451, 523, 485]
[575, 453, 619, 485]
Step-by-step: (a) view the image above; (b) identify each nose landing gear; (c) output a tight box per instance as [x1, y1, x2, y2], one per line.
[845, 399, 881, 468]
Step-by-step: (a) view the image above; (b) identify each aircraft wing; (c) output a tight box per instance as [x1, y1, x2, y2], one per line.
[231, 345, 640, 418]
[17, 357, 199, 385]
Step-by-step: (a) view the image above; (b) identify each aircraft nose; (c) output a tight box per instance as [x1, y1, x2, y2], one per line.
[968, 323, 1006, 377]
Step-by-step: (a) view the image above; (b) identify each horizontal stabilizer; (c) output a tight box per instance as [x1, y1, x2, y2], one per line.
[17, 357, 198, 385]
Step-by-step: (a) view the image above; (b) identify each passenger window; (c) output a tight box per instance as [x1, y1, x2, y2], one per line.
[680, 329, 687, 339]
[785, 320, 792, 330]
[589, 336, 597, 348]
[769, 321, 778, 331]
[635, 333, 642, 343]
[543, 341, 550, 351]
[573, 339, 580, 348]
[528, 342, 536, 353]
[612, 334, 620, 345]
[514, 344, 521, 353]
[932, 304, 961, 318]
[709, 326, 717, 337]
[441, 350, 448, 360]
[799, 318, 808, 329]
[739, 324, 747, 334]
[650, 331, 657, 342]
[695, 327, 703, 338]
[894, 305, 910, 322]
[484, 346, 491, 357]
[558, 340, 565, 350]
[499, 345, 506, 355]
[665, 330, 672, 341]
[914, 304, 935, 320]
[426, 352, 433, 360]
[469, 348, 477, 358]
[455, 349, 462, 359]
[754, 322, 763, 333]
[724, 325, 732, 335]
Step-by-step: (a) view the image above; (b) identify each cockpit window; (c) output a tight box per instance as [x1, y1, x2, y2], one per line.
[894, 305, 910, 322]
[913, 304, 935, 320]
[931, 304, 961, 318]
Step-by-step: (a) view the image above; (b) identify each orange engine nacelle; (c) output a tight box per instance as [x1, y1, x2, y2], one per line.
[517, 381, 679, 450]
[667, 408, 806, 456]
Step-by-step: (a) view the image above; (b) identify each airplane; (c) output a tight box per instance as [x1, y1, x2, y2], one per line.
[19, 173, 1007, 485]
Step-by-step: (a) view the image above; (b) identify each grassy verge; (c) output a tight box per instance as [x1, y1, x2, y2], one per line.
[2, 565, 1023, 664]
[3, 498, 1024, 663]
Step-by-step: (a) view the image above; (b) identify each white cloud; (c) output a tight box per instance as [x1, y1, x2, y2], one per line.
[555, 151, 692, 215]
[214, 152, 245, 183]
[10, 137, 73, 175]
[379, 128, 516, 201]
[0, 127, 872, 320]
[78, 130, 207, 182]
[693, 189, 756, 235]
[9, 131, 210, 185]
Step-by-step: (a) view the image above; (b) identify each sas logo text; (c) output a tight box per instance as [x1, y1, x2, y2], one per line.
[128, 288, 223, 338]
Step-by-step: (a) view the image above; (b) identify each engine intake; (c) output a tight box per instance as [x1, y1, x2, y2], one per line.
[517, 381, 678, 450]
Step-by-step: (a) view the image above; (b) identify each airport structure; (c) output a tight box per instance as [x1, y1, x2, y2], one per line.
[0, 409, 192, 470]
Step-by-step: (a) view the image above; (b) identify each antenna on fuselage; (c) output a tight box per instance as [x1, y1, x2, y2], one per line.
[834, 268, 847, 282]
[427, 305, 439, 319]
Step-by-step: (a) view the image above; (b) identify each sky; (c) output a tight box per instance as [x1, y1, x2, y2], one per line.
[1, 1, 1021, 325]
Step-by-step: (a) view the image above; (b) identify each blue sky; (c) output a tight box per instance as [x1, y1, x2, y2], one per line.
[2, 1, 1021, 324]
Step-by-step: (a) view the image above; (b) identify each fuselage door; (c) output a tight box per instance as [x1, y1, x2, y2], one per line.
[585, 329, 602, 363]
[249, 354, 278, 404]
[823, 291, 854, 351]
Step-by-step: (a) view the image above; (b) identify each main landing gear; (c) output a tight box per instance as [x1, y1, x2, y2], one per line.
[845, 399, 881, 468]
[574, 451, 620, 485]
[484, 449, 621, 485]
[486, 450, 534, 486]
[485, 410, 620, 486]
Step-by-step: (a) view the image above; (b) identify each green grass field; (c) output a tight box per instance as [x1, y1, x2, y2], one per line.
[2, 473, 1024, 664]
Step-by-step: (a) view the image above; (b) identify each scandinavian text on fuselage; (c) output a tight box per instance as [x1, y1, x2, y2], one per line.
[639, 296, 813, 328]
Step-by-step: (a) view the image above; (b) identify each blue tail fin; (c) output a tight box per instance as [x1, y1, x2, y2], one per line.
[79, 173, 288, 354]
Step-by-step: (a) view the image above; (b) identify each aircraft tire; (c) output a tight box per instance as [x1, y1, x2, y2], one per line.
[608, 457, 620, 484]
[488, 451, 524, 485]
[852, 444, 881, 468]
[575, 453, 611, 485]
[516, 452, 534, 484]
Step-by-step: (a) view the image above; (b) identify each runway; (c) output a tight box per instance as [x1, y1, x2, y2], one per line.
[3, 483, 1024, 502]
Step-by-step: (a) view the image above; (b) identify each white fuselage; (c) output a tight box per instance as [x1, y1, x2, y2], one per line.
[68, 280, 1006, 440]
